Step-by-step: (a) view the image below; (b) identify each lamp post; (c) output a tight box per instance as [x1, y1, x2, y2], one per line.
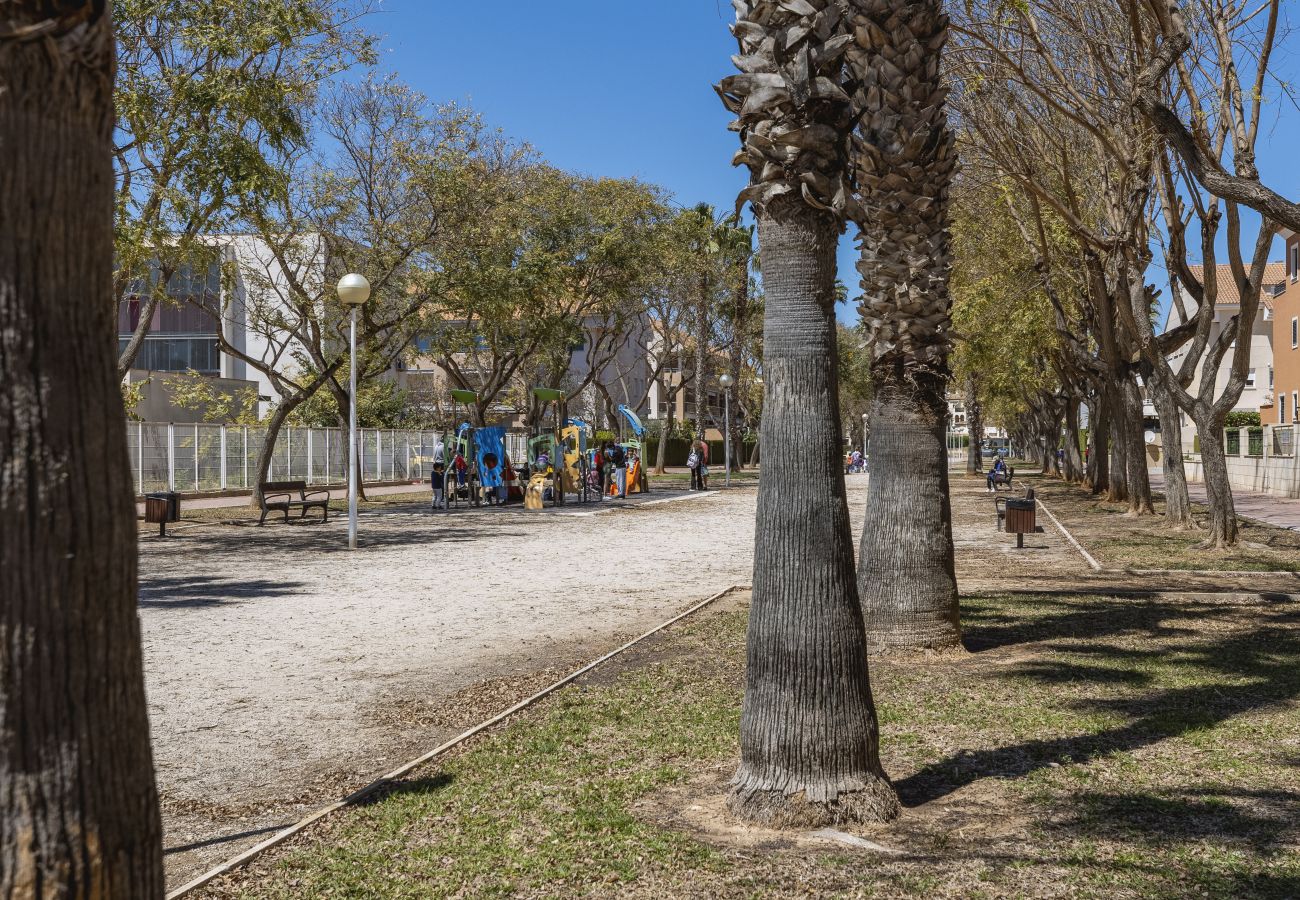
[719, 372, 734, 488]
[337, 273, 371, 550]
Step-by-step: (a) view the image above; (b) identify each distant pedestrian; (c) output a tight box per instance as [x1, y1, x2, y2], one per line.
[690, 439, 710, 491]
[593, 444, 606, 501]
[429, 461, 446, 510]
[610, 442, 628, 498]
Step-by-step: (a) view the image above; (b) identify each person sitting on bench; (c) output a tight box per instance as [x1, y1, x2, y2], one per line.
[987, 456, 1008, 492]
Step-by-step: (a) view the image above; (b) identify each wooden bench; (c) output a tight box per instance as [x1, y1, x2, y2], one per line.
[258, 480, 330, 525]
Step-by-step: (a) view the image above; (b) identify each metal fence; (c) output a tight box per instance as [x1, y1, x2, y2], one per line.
[1273, 425, 1295, 458]
[127, 422, 450, 495]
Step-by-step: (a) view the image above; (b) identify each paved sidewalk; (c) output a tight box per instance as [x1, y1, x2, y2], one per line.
[1150, 471, 1300, 532]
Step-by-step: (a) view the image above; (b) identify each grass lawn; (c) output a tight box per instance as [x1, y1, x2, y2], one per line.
[1015, 472, 1300, 572]
[200, 590, 1300, 899]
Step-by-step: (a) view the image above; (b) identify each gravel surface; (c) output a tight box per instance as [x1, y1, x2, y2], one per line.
[143, 472, 1132, 889]
[141, 486, 758, 888]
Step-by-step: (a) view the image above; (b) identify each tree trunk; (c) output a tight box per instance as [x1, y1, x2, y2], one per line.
[1108, 388, 1130, 503]
[1147, 377, 1196, 529]
[1120, 378, 1154, 515]
[965, 376, 983, 475]
[730, 272, 749, 471]
[253, 395, 308, 506]
[748, 437, 761, 466]
[731, 198, 898, 827]
[1086, 395, 1110, 494]
[1, 5, 165, 895]
[654, 394, 676, 475]
[858, 373, 961, 652]
[1063, 396, 1085, 483]
[1193, 415, 1240, 548]
[326, 377, 368, 501]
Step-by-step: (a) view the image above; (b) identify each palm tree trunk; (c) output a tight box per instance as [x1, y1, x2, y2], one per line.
[1, 4, 164, 894]
[848, 0, 961, 654]
[731, 197, 898, 827]
[858, 374, 961, 651]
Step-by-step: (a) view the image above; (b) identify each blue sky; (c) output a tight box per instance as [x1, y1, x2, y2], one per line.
[370, 1, 1300, 324]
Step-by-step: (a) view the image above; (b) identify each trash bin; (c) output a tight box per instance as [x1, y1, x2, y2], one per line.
[1004, 497, 1036, 548]
[144, 491, 181, 536]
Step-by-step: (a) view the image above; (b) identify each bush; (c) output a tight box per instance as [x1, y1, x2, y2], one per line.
[1225, 410, 1261, 428]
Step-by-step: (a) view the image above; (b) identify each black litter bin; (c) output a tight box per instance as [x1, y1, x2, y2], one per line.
[144, 491, 181, 536]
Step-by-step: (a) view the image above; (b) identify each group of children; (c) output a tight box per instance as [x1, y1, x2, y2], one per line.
[427, 450, 510, 509]
[426, 442, 637, 509]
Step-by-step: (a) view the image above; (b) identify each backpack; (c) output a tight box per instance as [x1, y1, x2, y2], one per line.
[686, 450, 700, 470]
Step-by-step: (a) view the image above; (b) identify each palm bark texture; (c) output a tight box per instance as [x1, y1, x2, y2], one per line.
[846, 0, 962, 652]
[718, 0, 899, 827]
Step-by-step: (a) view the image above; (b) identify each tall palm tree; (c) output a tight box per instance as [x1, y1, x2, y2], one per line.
[717, 0, 899, 826]
[844, 0, 962, 652]
[2, 1, 165, 894]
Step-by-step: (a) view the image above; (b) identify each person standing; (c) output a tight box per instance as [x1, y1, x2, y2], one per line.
[686, 444, 701, 491]
[595, 442, 608, 500]
[610, 442, 628, 499]
[430, 461, 447, 510]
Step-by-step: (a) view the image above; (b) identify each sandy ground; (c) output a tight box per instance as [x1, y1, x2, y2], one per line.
[147, 471, 1248, 890]
[143, 486, 760, 888]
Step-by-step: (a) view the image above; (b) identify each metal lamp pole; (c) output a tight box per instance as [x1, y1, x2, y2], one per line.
[337, 273, 371, 550]
[719, 373, 734, 487]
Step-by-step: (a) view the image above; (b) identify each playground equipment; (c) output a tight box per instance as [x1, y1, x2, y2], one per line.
[445, 390, 481, 508]
[612, 405, 648, 495]
[527, 388, 593, 506]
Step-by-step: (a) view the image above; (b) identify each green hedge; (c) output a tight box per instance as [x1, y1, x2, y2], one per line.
[641, 438, 752, 468]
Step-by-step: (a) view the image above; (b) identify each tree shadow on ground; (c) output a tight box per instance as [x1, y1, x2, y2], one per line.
[140, 517, 532, 560]
[960, 593, 1214, 652]
[897, 599, 1300, 809]
[354, 772, 454, 807]
[137, 575, 308, 609]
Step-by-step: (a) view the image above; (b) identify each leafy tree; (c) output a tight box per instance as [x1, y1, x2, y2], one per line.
[2, 2, 163, 892]
[114, 0, 376, 377]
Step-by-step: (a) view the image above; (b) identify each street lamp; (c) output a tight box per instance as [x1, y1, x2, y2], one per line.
[719, 372, 734, 488]
[337, 273, 370, 550]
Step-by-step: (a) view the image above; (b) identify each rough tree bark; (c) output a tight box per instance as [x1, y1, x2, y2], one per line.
[1086, 394, 1110, 494]
[718, 0, 899, 826]
[1120, 377, 1155, 515]
[732, 197, 898, 826]
[1146, 370, 1196, 528]
[850, 0, 961, 653]
[1193, 414, 1239, 548]
[1, 2, 165, 895]
[1062, 395, 1085, 483]
[965, 375, 984, 475]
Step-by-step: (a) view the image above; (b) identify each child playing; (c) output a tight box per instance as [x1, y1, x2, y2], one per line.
[429, 461, 447, 510]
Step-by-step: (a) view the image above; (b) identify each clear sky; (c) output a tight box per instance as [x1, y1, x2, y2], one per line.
[369, 1, 1300, 325]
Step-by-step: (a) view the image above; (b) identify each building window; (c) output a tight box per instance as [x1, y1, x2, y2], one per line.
[1294, 317, 1299, 348]
[1270, 367, 1275, 389]
[119, 337, 221, 374]
[1292, 245, 1299, 281]
[1294, 392, 1300, 427]
[1246, 368, 1256, 389]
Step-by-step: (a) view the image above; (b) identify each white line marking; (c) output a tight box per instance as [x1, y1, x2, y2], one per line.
[1035, 498, 1103, 571]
